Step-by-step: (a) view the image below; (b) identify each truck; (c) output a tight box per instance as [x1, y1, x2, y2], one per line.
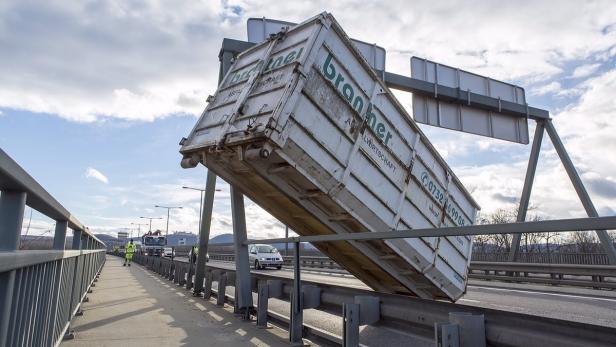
[179, 13, 480, 301]
[141, 231, 166, 256]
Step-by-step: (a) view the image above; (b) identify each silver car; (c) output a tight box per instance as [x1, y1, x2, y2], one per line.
[249, 244, 283, 269]
[163, 247, 175, 258]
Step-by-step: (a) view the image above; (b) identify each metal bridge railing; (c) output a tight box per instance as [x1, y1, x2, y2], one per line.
[128, 253, 616, 347]
[0, 149, 106, 347]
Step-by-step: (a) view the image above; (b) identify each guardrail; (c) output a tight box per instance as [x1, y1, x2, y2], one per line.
[472, 252, 610, 265]
[132, 253, 616, 347]
[0, 149, 106, 346]
[469, 261, 616, 289]
[207, 253, 616, 290]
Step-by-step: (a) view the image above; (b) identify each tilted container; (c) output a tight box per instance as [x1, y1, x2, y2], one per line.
[180, 13, 480, 301]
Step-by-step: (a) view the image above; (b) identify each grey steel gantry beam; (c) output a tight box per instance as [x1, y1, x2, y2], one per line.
[544, 120, 616, 264]
[382, 72, 550, 121]
[244, 215, 616, 244]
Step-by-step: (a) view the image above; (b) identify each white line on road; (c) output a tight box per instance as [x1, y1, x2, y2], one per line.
[459, 298, 480, 303]
[469, 285, 616, 303]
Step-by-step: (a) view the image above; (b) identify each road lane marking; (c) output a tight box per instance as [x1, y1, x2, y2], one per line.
[459, 298, 480, 303]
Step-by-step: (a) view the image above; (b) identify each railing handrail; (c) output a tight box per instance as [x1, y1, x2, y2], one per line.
[0, 148, 102, 245]
[0, 249, 105, 272]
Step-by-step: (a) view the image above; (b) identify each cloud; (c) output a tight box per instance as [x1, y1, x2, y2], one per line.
[85, 167, 109, 184]
[586, 176, 616, 199]
[2, 1, 616, 122]
[4, 0, 616, 235]
[569, 63, 601, 79]
[531, 81, 562, 96]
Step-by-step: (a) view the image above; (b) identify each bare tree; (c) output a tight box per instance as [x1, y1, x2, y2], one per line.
[473, 233, 491, 253]
[567, 231, 599, 253]
[476, 208, 515, 252]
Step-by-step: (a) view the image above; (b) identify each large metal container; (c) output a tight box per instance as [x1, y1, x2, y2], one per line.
[180, 13, 480, 301]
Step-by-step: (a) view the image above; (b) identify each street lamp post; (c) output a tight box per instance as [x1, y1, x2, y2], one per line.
[183, 186, 205, 234]
[182, 186, 223, 235]
[154, 205, 182, 244]
[131, 222, 148, 240]
[139, 216, 163, 233]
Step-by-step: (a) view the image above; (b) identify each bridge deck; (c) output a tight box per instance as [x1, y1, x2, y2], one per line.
[62, 255, 289, 347]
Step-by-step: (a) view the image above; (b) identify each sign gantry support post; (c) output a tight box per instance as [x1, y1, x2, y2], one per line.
[509, 120, 545, 261]
[194, 40, 256, 311]
[230, 185, 253, 319]
[193, 170, 216, 295]
[544, 120, 616, 264]
[508, 118, 616, 264]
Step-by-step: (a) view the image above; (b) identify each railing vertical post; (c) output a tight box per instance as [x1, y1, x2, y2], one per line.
[0, 190, 27, 347]
[256, 281, 269, 328]
[290, 240, 303, 344]
[72, 230, 82, 250]
[64, 229, 82, 340]
[216, 272, 227, 306]
[53, 220, 68, 250]
[50, 220, 68, 345]
[230, 185, 253, 320]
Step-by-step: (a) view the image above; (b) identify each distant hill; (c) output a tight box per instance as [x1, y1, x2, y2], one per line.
[210, 233, 233, 244]
[95, 234, 119, 242]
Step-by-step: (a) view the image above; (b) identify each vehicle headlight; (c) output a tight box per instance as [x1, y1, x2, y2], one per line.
[260, 257, 266, 261]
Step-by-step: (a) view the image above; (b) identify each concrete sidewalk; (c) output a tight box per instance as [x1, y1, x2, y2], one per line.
[62, 255, 289, 347]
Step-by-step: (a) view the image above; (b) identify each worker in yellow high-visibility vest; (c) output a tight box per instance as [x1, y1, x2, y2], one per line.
[124, 239, 136, 267]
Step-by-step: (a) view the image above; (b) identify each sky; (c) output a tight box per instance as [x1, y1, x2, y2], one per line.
[1, 0, 615, 240]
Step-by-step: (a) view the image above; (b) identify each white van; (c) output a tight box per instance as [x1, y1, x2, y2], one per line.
[249, 244, 283, 269]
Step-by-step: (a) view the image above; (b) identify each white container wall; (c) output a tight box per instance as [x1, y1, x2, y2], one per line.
[181, 13, 480, 301]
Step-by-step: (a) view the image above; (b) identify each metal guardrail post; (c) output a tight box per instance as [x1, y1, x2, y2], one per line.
[435, 322, 460, 347]
[256, 281, 269, 328]
[435, 313, 486, 347]
[179, 262, 186, 286]
[217, 272, 227, 306]
[342, 303, 360, 347]
[290, 241, 303, 345]
[449, 313, 486, 347]
[204, 270, 213, 300]
[186, 258, 195, 290]
[0, 190, 26, 347]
